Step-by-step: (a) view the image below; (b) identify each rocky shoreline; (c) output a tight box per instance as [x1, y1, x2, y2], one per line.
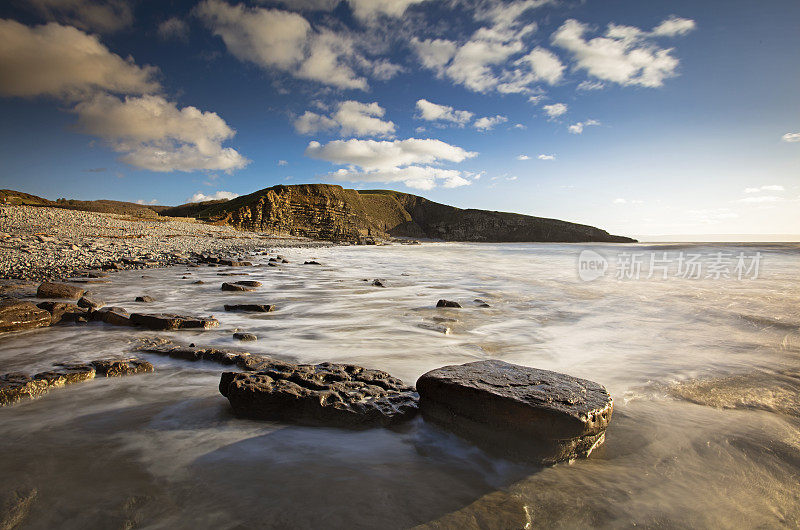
[0, 205, 330, 282]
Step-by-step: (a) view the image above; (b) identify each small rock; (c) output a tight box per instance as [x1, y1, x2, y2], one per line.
[372, 279, 386, 287]
[224, 304, 275, 313]
[36, 282, 85, 300]
[77, 295, 104, 310]
[233, 332, 258, 342]
[303, 261, 321, 265]
[135, 296, 155, 303]
[234, 280, 262, 287]
[436, 299, 461, 308]
[192, 280, 205, 284]
[221, 282, 256, 292]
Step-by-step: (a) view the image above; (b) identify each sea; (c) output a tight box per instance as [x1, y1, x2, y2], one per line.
[1, 242, 798, 528]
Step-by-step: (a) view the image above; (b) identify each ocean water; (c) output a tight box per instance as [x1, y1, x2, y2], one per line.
[1, 242, 799, 528]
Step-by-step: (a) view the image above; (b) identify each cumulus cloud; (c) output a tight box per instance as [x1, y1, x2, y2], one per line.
[346, 0, 428, 22]
[542, 102, 567, 118]
[415, 99, 474, 126]
[736, 195, 785, 204]
[188, 190, 240, 202]
[516, 154, 530, 160]
[0, 19, 159, 99]
[293, 101, 395, 137]
[196, 0, 400, 90]
[474, 115, 508, 130]
[744, 185, 784, 193]
[26, 0, 134, 33]
[552, 17, 695, 87]
[538, 154, 555, 160]
[782, 132, 800, 143]
[74, 93, 249, 172]
[136, 198, 159, 205]
[158, 17, 190, 41]
[305, 137, 477, 190]
[568, 119, 600, 134]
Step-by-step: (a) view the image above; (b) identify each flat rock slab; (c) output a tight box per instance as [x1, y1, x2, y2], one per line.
[36, 282, 85, 300]
[77, 295, 104, 309]
[224, 304, 275, 313]
[220, 361, 419, 428]
[0, 358, 153, 406]
[0, 300, 51, 332]
[416, 360, 613, 464]
[221, 282, 256, 292]
[130, 313, 220, 330]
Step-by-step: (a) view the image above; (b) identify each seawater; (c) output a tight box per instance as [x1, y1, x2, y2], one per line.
[1, 242, 799, 528]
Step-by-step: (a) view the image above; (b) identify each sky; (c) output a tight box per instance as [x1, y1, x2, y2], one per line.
[0, 0, 798, 239]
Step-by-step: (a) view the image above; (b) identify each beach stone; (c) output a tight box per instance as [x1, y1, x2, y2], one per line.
[36, 282, 85, 300]
[304, 260, 321, 265]
[135, 295, 155, 303]
[193, 280, 205, 284]
[96, 307, 132, 326]
[37, 301, 86, 324]
[138, 341, 251, 366]
[90, 358, 154, 377]
[416, 360, 613, 464]
[219, 259, 252, 267]
[372, 279, 386, 287]
[219, 361, 419, 427]
[233, 332, 258, 342]
[130, 313, 220, 330]
[221, 282, 256, 292]
[436, 300, 461, 308]
[267, 262, 280, 267]
[234, 280, 262, 287]
[0, 300, 51, 332]
[77, 295, 104, 310]
[224, 304, 275, 313]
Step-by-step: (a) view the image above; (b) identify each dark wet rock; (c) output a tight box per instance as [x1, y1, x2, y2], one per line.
[192, 280, 205, 284]
[90, 359, 154, 377]
[130, 313, 220, 330]
[473, 299, 491, 308]
[74, 315, 89, 324]
[221, 282, 256, 292]
[137, 340, 257, 367]
[135, 295, 155, 303]
[436, 300, 461, 308]
[36, 282, 85, 300]
[416, 360, 613, 464]
[267, 262, 280, 267]
[224, 304, 275, 313]
[234, 280, 262, 287]
[219, 259, 252, 267]
[372, 279, 386, 287]
[77, 295, 104, 310]
[0, 487, 38, 530]
[95, 307, 132, 327]
[303, 260, 321, 265]
[37, 302, 88, 324]
[219, 361, 419, 427]
[233, 332, 258, 342]
[0, 300, 51, 332]
[76, 270, 107, 278]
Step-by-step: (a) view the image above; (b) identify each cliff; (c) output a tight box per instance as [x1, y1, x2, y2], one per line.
[162, 184, 635, 243]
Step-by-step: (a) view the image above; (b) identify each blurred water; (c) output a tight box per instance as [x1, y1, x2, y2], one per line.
[1, 242, 799, 528]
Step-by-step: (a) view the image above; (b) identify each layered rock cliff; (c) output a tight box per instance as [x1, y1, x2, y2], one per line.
[163, 184, 635, 243]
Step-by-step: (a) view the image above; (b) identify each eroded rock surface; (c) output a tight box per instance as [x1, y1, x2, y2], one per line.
[36, 282, 85, 300]
[0, 300, 51, 332]
[416, 360, 613, 463]
[130, 313, 219, 330]
[219, 361, 419, 427]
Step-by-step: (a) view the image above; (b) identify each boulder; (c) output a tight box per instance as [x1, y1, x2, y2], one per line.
[97, 307, 132, 327]
[233, 332, 257, 342]
[36, 282, 84, 300]
[436, 300, 461, 308]
[135, 295, 155, 303]
[416, 360, 613, 464]
[224, 304, 275, 313]
[0, 300, 51, 332]
[219, 361, 419, 427]
[372, 279, 386, 287]
[221, 282, 256, 292]
[130, 313, 219, 330]
[77, 295, 104, 310]
[35, 302, 88, 324]
[234, 280, 262, 287]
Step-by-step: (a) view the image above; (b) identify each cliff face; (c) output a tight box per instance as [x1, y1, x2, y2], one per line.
[170, 184, 635, 243]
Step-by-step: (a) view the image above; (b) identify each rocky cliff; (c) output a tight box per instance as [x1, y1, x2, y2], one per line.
[163, 184, 635, 243]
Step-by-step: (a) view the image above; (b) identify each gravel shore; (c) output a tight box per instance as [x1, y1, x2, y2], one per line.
[0, 205, 328, 281]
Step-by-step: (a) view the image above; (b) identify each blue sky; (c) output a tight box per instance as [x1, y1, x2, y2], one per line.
[0, 0, 798, 238]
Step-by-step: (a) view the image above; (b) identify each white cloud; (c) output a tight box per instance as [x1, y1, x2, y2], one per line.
[0, 19, 159, 99]
[136, 199, 159, 205]
[568, 119, 600, 134]
[305, 137, 477, 190]
[415, 99, 474, 126]
[293, 101, 395, 137]
[514, 46, 565, 85]
[782, 132, 800, 143]
[613, 198, 626, 204]
[26, 0, 134, 33]
[74, 93, 249, 172]
[278, 159, 288, 166]
[652, 17, 697, 37]
[346, 0, 428, 22]
[158, 17, 190, 41]
[188, 190, 239, 202]
[474, 115, 508, 131]
[577, 80, 605, 91]
[197, 0, 399, 90]
[736, 196, 785, 204]
[517, 154, 530, 160]
[538, 154, 555, 160]
[542, 102, 567, 118]
[552, 17, 694, 87]
[744, 185, 784, 193]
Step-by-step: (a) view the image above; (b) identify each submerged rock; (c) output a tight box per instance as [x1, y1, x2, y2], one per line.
[135, 295, 155, 303]
[372, 279, 386, 287]
[436, 300, 461, 308]
[89, 359, 154, 377]
[219, 362, 419, 427]
[0, 300, 51, 332]
[303, 260, 321, 265]
[130, 313, 219, 330]
[234, 280, 262, 287]
[224, 304, 275, 313]
[233, 332, 258, 342]
[221, 282, 256, 292]
[219, 259, 252, 267]
[36, 282, 85, 300]
[416, 360, 613, 464]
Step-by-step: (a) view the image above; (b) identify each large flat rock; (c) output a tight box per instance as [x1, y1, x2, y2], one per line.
[0, 300, 51, 332]
[416, 360, 613, 463]
[219, 361, 419, 428]
[130, 313, 219, 330]
[36, 282, 85, 300]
